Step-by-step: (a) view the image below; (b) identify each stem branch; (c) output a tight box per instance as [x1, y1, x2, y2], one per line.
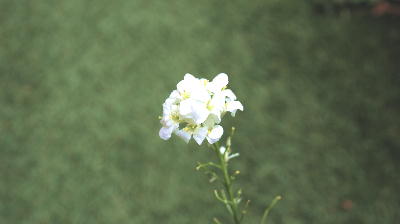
[212, 143, 241, 224]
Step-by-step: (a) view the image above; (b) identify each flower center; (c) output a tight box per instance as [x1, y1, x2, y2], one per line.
[207, 100, 214, 111]
[183, 124, 197, 133]
[181, 91, 190, 99]
[170, 113, 180, 122]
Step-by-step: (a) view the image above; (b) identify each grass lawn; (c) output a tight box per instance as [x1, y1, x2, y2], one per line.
[1, 0, 399, 223]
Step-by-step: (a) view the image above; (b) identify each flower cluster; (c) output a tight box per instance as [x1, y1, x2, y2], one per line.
[159, 73, 243, 145]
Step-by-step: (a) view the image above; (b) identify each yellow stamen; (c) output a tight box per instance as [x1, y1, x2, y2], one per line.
[183, 124, 197, 133]
[170, 114, 180, 122]
[207, 100, 214, 111]
[181, 91, 190, 99]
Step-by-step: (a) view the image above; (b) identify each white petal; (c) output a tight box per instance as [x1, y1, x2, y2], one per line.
[222, 89, 236, 101]
[176, 80, 186, 93]
[184, 73, 197, 81]
[177, 73, 199, 93]
[190, 87, 210, 102]
[193, 127, 208, 145]
[210, 92, 226, 109]
[207, 125, 224, 144]
[175, 129, 192, 143]
[208, 94, 225, 121]
[226, 101, 243, 117]
[213, 73, 229, 88]
[169, 90, 180, 99]
[179, 99, 209, 124]
[179, 99, 192, 116]
[209, 73, 228, 92]
[163, 96, 174, 106]
[191, 104, 210, 124]
[163, 101, 173, 114]
[200, 78, 209, 87]
[160, 116, 173, 126]
[159, 126, 174, 140]
[164, 98, 175, 106]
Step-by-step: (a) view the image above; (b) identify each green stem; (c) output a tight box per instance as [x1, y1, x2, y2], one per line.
[212, 143, 241, 224]
[260, 195, 282, 224]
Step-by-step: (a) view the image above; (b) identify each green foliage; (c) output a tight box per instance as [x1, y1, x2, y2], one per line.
[1, 0, 400, 224]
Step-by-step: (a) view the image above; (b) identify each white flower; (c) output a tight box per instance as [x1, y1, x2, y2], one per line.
[176, 74, 211, 125]
[177, 74, 210, 102]
[159, 73, 243, 145]
[175, 125, 208, 145]
[174, 124, 224, 145]
[159, 92, 180, 140]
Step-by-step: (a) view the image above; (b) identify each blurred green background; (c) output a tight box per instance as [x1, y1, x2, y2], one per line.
[1, 0, 399, 223]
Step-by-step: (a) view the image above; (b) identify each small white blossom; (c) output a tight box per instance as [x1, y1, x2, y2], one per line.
[159, 73, 243, 145]
[159, 92, 180, 140]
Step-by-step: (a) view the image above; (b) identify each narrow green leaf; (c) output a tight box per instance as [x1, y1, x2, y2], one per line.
[260, 195, 282, 224]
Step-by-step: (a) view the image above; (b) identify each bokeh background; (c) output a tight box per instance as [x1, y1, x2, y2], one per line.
[1, 0, 399, 223]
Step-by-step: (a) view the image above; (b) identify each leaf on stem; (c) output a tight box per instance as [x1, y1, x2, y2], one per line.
[260, 195, 282, 224]
[214, 189, 227, 203]
[239, 200, 251, 222]
[196, 162, 221, 170]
